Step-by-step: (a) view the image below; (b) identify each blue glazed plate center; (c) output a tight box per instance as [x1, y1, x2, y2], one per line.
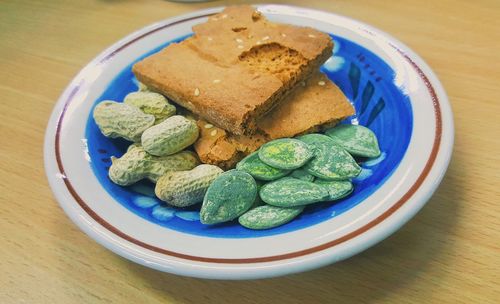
[85, 34, 413, 238]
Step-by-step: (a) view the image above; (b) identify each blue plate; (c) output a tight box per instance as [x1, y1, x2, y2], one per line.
[85, 34, 413, 238]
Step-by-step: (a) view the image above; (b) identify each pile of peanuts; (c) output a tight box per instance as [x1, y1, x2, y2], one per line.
[93, 87, 225, 211]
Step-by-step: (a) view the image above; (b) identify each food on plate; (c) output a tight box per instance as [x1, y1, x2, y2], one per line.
[300, 137, 362, 180]
[236, 151, 290, 181]
[250, 180, 266, 209]
[200, 170, 257, 224]
[193, 71, 354, 169]
[256, 72, 354, 139]
[258, 138, 314, 170]
[124, 91, 176, 124]
[259, 177, 330, 207]
[295, 133, 333, 146]
[325, 124, 381, 158]
[141, 115, 199, 156]
[314, 179, 354, 201]
[132, 5, 333, 135]
[92, 5, 383, 230]
[155, 164, 224, 207]
[289, 168, 315, 182]
[238, 204, 304, 230]
[93, 100, 155, 142]
[227, 134, 376, 226]
[109, 145, 199, 186]
[193, 118, 267, 170]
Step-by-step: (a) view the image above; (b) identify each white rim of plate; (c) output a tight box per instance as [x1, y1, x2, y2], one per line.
[44, 5, 454, 279]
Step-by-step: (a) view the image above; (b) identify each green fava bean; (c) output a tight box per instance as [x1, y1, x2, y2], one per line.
[200, 170, 257, 225]
[325, 124, 381, 158]
[314, 179, 354, 200]
[289, 168, 315, 182]
[296, 133, 333, 146]
[236, 151, 290, 181]
[239, 205, 304, 230]
[250, 180, 266, 209]
[303, 141, 361, 180]
[258, 138, 313, 170]
[260, 177, 330, 207]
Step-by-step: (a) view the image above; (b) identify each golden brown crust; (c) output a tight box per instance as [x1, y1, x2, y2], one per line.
[192, 6, 332, 62]
[194, 119, 267, 170]
[132, 5, 333, 135]
[133, 42, 281, 134]
[193, 72, 354, 169]
[257, 72, 354, 139]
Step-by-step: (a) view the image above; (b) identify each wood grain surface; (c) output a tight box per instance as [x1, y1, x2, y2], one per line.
[1, 0, 499, 303]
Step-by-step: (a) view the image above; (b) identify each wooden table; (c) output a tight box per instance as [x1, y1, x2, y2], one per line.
[1, 0, 499, 303]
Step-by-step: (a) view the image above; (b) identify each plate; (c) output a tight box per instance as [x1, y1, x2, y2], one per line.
[44, 5, 453, 279]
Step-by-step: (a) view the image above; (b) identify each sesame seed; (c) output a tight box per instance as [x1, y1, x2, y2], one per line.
[204, 124, 214, 129]
[256, 41, 262, 45]
[207, 37, 213, 41]
[281, 33, 287, 37]
[194, 88, 200, 96]
[318, 81, 326, 86]
[213, 79, 221, 84]
[210, 130, 217, 136]
[262, 36, 270, 41]
[236, 38, 243, 43]
[308, 34, 316, 38]
[237, 45, 244, 49]
[221, 14, 228, 19]
[247, 34, 254, 39]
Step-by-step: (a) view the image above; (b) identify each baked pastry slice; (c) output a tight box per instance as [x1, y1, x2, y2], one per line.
[133, 5, 333, 135]
[193, 72, 355, 169]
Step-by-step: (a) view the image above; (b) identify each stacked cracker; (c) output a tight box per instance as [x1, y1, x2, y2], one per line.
[133, 5, 354, 169]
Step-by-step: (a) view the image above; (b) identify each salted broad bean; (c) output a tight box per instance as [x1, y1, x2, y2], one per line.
[239, 205, 304, 230]
[200, 170, 257, 225]
[296, 133, 333, 146]
[325, 124, 381, 158]
[258, 138, 313, 170]
[303, 140, 361, 180]
[314, 179, 354, 201]
[236, 151, 290, 181]
[289, 168, 315, 182]
[259, 177, 330, 207]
